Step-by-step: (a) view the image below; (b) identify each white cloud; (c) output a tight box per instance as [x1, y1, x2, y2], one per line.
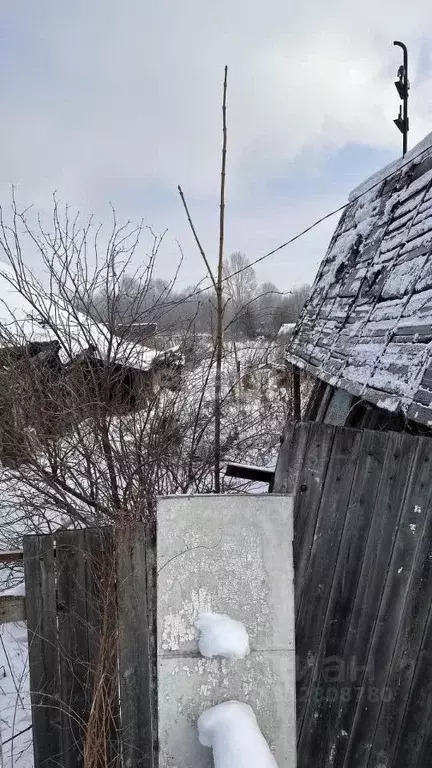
[1, 0, 432, 286]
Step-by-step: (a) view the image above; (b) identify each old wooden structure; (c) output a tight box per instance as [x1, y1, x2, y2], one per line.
[274, 420, 432, 767]
[287, 132, 432, 433]
[273, 135, 432, 765]
[0, 264, 184, 465]
[1, 525, 156, 768]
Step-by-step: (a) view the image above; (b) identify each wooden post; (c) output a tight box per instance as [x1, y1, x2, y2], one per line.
[56, 530, 90, 768]
[23, 534, 61, 768]
[214, 66, 228, 494]
[292, 363, 301, 421]
[117, 524, 156, 768]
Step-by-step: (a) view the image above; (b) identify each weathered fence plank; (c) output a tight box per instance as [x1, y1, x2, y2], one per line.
[23, 534, 61, 768]
[369, 485, 432, 768]
[117, 524, 155, 768]
[328, 432, 417, 768]
[274, 420, 311, 495]
[393, 601, 432, 767]
[84, 527, 119, 768]
[21, 525, 155, 768]
[295, 425, 362, 734]
[56, 529, 91, 768]
[274, 423, 432, 768]
[293, 423, 335, 611]
[145, 518, 158, 768]
[298, 428, 389, 765]
[346, 435, 432, 767]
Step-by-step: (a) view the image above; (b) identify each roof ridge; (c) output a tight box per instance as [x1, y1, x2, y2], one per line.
[348, 132, 432, 203]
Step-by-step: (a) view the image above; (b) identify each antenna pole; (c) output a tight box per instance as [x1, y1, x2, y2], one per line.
[393, 41, 409, 157]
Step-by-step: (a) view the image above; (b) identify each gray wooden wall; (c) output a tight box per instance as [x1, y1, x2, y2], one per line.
[23, 524, 156, 768]
[274, 422, 432, 768]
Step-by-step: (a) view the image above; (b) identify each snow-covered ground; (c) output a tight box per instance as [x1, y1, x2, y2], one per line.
[0, 621, 32, 768]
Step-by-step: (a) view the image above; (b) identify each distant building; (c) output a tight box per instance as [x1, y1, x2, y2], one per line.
[277, 323, 296, 340]
[114, 322, 157, 345]
[0, 264, 183, 464]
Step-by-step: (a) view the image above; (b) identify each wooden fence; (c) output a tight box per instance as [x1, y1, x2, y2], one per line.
[274, 422, 432, 768]
[3, 524, 156, 768]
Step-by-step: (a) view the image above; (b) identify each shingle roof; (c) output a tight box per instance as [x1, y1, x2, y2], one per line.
[288, 132, 432, 427]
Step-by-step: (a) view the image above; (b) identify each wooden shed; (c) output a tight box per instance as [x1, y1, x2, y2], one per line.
[273, 133, 432, 767]
[287, 132, 432, 433]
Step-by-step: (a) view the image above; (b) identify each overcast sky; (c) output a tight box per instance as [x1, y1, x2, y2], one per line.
[1, 0, 432, 290]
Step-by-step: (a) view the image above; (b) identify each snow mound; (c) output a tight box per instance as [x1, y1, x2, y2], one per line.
[194, 612, 250, 658]
[198, 701, 278, 768]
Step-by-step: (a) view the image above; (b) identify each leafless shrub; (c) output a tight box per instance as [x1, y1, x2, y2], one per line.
[0, 195, 302, 554]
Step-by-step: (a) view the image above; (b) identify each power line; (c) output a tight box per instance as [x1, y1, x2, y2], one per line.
[209, 137, 432, 287]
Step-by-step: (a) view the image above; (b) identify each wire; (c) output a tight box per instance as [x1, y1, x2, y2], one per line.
[209, 137, 432, 287]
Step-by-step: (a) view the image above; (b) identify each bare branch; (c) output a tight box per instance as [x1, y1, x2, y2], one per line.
[177, 185, 217, 291]
[214, 65, 228, 493]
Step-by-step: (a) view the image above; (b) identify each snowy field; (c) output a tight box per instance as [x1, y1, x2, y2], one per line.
[0, 621, 32, 768]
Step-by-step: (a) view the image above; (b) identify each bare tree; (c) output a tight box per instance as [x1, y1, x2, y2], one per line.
[272, 284, 311, 328]
[223, 252, 257, 307]
[0, 193, 299, 554]
[214, 66, 228, 493]
[0, 200, 203, 531]
[178, 66, 228, 493]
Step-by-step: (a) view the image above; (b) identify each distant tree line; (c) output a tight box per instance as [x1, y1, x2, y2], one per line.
[83, 251, 310, 340]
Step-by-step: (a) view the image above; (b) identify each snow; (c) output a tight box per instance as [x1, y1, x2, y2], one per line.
[348, 131, 432, 202]
[194, 613, 250, 659]
[0, 261, 174, 372]
[197, 701, 278, 768]
[0, 558, 30, 768]
[0, 622, 32, 768]
[277, 324, 295, 337]
[288, 129, 432, 422]
[1, 582, 25, 596]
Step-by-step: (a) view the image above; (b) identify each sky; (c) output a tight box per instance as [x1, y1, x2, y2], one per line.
[1, 0, 432, 291]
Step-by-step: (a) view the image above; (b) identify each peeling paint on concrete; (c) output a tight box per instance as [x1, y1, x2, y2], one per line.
[157, 494, 296, 768]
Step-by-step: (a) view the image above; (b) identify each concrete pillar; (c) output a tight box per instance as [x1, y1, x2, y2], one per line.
[157, 494, 296, 768]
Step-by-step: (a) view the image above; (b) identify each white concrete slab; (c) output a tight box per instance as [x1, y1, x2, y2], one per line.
[157, 494, 296, 768]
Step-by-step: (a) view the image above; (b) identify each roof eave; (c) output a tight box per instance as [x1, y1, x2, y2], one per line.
[286, 351, 416, 418]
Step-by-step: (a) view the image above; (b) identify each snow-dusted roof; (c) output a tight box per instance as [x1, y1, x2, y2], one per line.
[0, 263, 174, 372]
[288, 131, 432, 426]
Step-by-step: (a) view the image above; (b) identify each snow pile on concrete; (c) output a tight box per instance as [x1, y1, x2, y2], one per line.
[194, 612, 250, 658]
[198, 701, 278, 768]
